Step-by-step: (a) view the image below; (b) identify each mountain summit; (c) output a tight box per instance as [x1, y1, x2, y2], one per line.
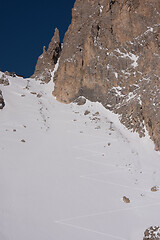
[33, 0, 160, 151]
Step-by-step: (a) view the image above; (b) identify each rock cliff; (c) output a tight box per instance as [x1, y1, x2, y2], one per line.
[52, 0, 160, 151]
[33, 0, 160, 151]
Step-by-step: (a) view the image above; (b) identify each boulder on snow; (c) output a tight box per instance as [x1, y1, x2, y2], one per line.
[74, 97, 86, 105]
[151, 186, 159, 192]
[123, 196, 130, 203]
[0, 74, 9, 86]
[0, 90, 5, 109]
[143, 226, 160, 240]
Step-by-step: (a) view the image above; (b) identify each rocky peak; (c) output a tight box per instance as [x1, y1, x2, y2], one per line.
[51, 0, 160, 151]
[32, 28, 61, 83]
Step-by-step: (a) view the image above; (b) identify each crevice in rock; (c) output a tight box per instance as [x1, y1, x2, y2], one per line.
[96, 24, 101, 37]
[110, 25, 114, 35]
[109, 0, 115, 35]
[109, 0, 116, 11]
[52, 43, 62, 64]
[97, 24, 100, 32]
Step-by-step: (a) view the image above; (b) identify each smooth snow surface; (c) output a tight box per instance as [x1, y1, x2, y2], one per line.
[0, 73, 160, 240]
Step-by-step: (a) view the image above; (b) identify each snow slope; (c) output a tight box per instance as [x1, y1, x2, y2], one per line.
[0, 71, 160, 240]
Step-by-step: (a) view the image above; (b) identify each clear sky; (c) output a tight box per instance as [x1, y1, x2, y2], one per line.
[0, 0, 75, 77]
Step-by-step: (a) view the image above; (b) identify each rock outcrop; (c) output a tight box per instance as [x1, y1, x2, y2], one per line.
[51, 0, 160, 151]
[0, 74, 9, 86]
[32, 28, 61, 83]
[0, 90, 5, 109]
[143, 226, 160, 240]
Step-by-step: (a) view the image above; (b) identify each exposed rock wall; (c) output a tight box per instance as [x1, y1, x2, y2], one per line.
[32, 28, 61, 83]
[52, 0, 160, 151]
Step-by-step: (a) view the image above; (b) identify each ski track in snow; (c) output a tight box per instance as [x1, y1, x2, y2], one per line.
[55, 221, 128, 240]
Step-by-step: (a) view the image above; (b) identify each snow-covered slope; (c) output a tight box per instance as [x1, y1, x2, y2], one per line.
[0, 72, 160, 240]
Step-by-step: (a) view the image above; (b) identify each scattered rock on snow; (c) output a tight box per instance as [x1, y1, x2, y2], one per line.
[30, 92, 37, 95]
[37, 93, 42, 98]
[4, 71, 16, 77]
[143, 226, 160, 240]
[93, 112, 100, 116]
[74, 97, 86, 106]
[84, 110, 90, 115]
[123, 196, 130, 203]
[151, 186, 159, 192]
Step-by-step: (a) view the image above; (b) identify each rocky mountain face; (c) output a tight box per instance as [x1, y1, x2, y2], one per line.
[32, 28, 61, 83]
[33, 0, 160, 151]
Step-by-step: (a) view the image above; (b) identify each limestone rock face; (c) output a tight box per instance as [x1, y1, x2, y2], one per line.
[0, 90, 5, 109]
[52, 0, 160, 151]
[32, 28, 61, 83]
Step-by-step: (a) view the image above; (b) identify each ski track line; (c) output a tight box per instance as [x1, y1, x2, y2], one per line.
[74, 140, 134, 170]
[80, 170, 160, 198]
[73, 141, 107, 148]
[67, 130, 112, 140]
[55, 221, 127, 240]
[73, 147, 107, 155]
[55, 201, 160, 223]
[80, 175, 152, 193]
[80, 169, 127, 178]
[73, 145, 125, 156]
[77, 156, 127, 169]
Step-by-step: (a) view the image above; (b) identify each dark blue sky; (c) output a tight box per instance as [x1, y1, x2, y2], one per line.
[0, 0, 75, 77]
